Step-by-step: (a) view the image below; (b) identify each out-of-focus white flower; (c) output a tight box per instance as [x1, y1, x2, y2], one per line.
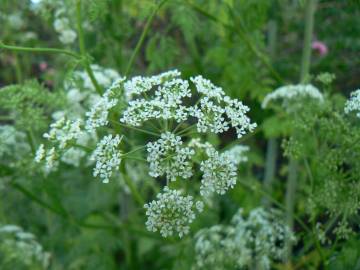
[90, 134, 122, 183]
[262, 84, 324, 109]
[61, 147, 86, 167]
[67, 88, 86, 103]
[0, 224, 51, 269]
[344, 89, 360, 117]
[194, 207, 296, 270]
[144, 187, 203, 238]
[59, 29, 77, 44]
[53, 17, 69, 32]
[223, 145, 250, 165]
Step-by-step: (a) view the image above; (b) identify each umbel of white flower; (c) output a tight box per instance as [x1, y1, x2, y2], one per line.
[200, 145, 238, 196]
[194, 207, 296, 270]
[43, 116, 82, 149]
[35, 69, 255, 238]
[344, 89, 360, 117]
[90, 134, 122, 183]
[35, 116, 85, 173]
[262, 84, 324, 109]
[144, 187, 204, 238]
[120, 72, 256, 138]
[146, 132, 194, 181]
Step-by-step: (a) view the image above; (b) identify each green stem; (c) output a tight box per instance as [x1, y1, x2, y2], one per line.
[124, 0, 169, 76]
[300, 0, 317, 83]
[0, 41, 80, 59]
[112, 120, 160, 136]
[262, 138, 278, 208]
[121, 165, 145, 206]
[285, 158, 299, 260]
[10, 182, 68, 217]
[262, 21, 278, 208]
[122, 145, 146, 157]
[76, 0, 102, 95]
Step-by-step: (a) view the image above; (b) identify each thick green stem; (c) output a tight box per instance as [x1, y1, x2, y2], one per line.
[262, 21, 278, 208]
[75, 0, 102, 95]
[300, 0, 317, 83]
[285, 0, 317, 263]
[121, 165, 145, 206]
[125, 0, 168, 76]
[0, 42, 80, 59]
[262, 138, 278, 207]
[285, 158, 298, 260]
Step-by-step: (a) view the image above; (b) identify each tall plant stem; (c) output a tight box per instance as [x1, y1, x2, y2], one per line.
[262, 20, 278, 208]
[285, 0, 317, 263]
[120, 164, 145, 206]
[300, 0, 317, 83]
[262, 138, 278, 207]
[76, 0, 102, 95]
[124, 0, 168, 76]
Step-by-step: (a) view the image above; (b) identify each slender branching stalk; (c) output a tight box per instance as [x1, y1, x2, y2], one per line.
[75, 0, 102, 95]
[0, 41, 81, 59]
[124, 0, 169, 76]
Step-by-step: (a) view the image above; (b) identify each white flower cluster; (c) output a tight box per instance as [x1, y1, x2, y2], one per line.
[52, 65, 122, 124]
[35, 116, 90, 173]
[124, 69, 181, 100]
[43, 117, 82, 149]
[121, 78, 190, 126]
[90, 134, 122, 183]
[120, 71, 256, 138]
[53, 9, 76, 44]
[262, 84, 324, 109]
[144, 187, 203, 238]
[85, 88, 118, 132]
[146, 132, 194, 181]
[194, 207, 295, 270]
[35, 65, 123, 176]
[344, 89, 360, 117]
[0, 224, 51, 268]
[199, 145, 238, 196]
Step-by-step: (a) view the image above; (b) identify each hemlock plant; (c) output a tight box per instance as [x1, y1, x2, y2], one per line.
[0, 0, 359, 269]
[35, 70, 256, 238]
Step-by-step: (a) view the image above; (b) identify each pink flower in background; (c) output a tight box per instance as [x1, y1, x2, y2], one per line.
[312, 41, 328, 56]
[39, 61, 48, 72]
